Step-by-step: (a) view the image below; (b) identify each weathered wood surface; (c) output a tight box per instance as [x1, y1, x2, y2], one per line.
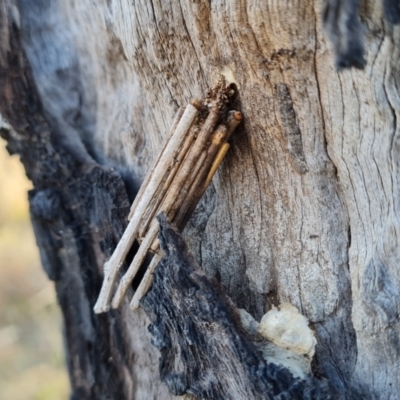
[1, 0, 400, 399]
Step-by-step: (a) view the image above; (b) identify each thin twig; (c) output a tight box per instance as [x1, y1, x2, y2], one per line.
[130, 252, 163, 309]
[129, 125, 229, 308]
[111, 107, 221, 308]
[94, 89, 242, 314]
[94, 103, 199, 313]
[180, 111, 243, 228]
[175, 124, 228, 227]
[111, 220, 159, 309]
[128, 107, 185, 220]
[137, 123, 198, 240]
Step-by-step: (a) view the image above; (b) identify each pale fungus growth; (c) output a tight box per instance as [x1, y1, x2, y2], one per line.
[258, 303, 317, 358]
[239, 307, 316, 379]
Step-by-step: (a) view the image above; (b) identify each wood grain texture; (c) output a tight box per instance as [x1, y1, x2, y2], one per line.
[1, 0, 400, 398]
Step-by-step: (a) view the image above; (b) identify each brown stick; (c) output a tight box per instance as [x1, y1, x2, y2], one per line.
[131, 122, 238, 306]
[130, 252, 163, 309]
[178, 111, 242, 228]
[174, 124, 228, 228]
[127, 102, 200, 220]
[129, 126, 229, 308]
[128, 106, 185, 220]
[110, 107, 221, 308]
[111, 220, 159, 309]
[137, 123, 198, 240]
[94, 103, 198, 314]
[203, 143, 230, 189]
[225, 110, 243, 140]
[161, 107, 221, 221]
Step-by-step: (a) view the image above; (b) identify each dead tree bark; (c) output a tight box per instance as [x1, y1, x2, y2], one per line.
[1, 0, 399, 399]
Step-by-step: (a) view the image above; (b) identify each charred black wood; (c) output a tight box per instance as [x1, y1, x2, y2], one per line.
[141, 215, 336, 400]
[0, 3, 133, 398]
[323, 0, 400, 70]
[323, 0, 365, 70]
[384, 0, 400, 24]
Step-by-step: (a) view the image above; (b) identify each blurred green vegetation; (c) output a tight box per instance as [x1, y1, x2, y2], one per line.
[0, 139, 69, 400]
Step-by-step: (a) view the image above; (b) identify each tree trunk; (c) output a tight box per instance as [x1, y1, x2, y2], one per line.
[0, 0, 399, 399]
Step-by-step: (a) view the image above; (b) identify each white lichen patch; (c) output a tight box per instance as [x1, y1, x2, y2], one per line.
[258, 303, 316, 358]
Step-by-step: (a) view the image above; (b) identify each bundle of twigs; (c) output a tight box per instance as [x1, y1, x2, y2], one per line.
[94, 81, 242, 314]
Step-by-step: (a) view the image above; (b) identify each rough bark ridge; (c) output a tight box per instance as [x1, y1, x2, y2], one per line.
[1, 0, 400, 399]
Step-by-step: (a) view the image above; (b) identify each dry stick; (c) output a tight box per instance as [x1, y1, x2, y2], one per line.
[183, 150, 208, 198]
[203, 111, 243, 187]
[203, 144, 230, 187]
[135, 170, 170, 239]
[174, 124, 228, 228]
[131, 100, 200, 234]
[137, 124, 198, 240]
[129, 125, 228, 309]
[130, 252, 163, 309]
[111, 107, 221, 309]
[131, 112, 243, 309]
[128, 105, 194, 220]
[111, 219, 159, 309]
[162, 107, 221, 221]
[127, 108, 184, 220]
[182, 144, 230, 228]
[130, 111, 243, 309]
[93, 103, 199, 314]
[179, 111, 243, 228]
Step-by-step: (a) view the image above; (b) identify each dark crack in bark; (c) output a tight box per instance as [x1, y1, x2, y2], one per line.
[276, 83, 308, 174]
